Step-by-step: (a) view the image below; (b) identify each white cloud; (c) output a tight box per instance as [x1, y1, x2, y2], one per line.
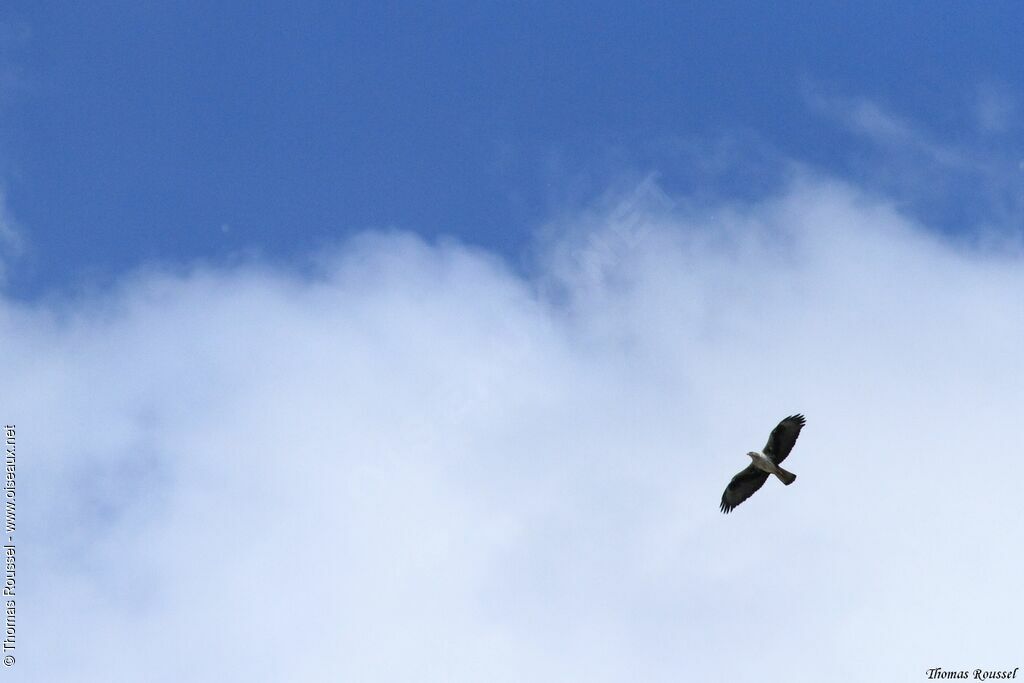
[6, 175, 1024, 681]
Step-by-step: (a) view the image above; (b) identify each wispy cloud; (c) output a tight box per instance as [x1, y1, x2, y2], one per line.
[0, 20, 30, 101]
[0, 189, 23, 284]
[805, 88, 966, 167]
[805, 84, 1024, 243]
[974, 82, 1018, 135]
[6, 172, 1024, 681]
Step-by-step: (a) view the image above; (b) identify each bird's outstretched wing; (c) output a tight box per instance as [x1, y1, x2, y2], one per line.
[763, 414, 805, 464]
[720, 464, 770, 513]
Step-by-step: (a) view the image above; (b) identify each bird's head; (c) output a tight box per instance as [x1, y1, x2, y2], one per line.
[746, 451, 760, 460]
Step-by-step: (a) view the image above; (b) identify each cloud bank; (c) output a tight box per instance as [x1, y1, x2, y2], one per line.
[6, 174, 1024, 681]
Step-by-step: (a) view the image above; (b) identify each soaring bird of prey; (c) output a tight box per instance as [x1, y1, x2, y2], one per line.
[720, 414, 805, 513]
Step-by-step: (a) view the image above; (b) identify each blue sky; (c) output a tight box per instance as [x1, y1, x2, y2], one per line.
[7, 5, 1024, 682]
[3, 3, 1024, 296]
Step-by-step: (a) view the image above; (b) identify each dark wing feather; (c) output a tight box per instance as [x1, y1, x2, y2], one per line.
[720, 464, 770, 513]
[763, 414, 805, 465]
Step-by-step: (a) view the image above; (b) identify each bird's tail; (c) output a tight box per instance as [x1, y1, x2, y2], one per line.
[774, 466, 796, 485]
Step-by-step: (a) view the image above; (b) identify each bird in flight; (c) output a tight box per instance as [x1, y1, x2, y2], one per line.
[720, 414, 805, 513]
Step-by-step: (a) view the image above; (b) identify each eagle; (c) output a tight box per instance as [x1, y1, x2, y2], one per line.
[720, 414, 805, 513]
